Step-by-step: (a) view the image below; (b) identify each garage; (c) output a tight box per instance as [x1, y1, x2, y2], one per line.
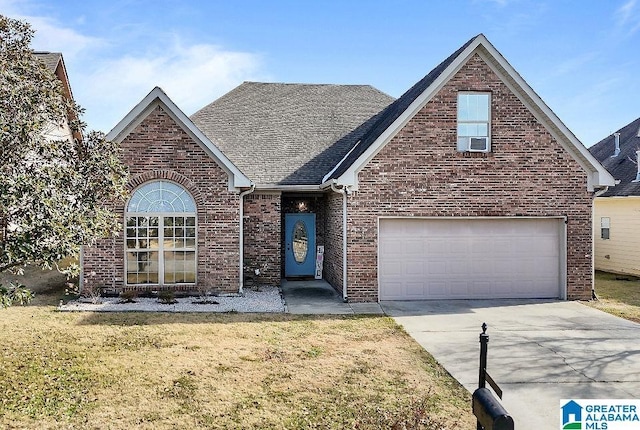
[378, 217, 565, 300]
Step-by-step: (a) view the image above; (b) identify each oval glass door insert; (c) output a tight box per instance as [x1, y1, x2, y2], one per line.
[292, 220, 308, 263]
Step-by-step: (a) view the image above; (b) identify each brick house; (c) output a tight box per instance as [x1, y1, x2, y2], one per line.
[82, 34, 614, 302]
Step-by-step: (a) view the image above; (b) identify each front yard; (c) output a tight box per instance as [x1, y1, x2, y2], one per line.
[0, 290, 474, 429]
[586, 271, 640, 323]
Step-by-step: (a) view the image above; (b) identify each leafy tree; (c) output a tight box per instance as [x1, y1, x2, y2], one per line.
[0, 15, 128, 278]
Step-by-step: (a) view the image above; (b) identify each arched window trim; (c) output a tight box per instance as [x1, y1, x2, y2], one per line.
[127, 180, 196, 214]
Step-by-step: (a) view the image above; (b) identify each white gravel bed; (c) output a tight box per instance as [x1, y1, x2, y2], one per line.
[58, 286, 285, 313]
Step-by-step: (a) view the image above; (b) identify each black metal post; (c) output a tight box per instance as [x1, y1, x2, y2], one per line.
[479, 322, 488, 388]
[478, 323, 489, 430]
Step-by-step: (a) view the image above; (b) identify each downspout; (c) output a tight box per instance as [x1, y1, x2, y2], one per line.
[238, 184, 255, 294]
[591, 185, 610, 301]
[330, 180, 349, 302]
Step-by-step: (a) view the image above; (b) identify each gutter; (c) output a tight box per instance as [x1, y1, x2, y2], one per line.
[238, 184, 256, 293]
[330, 180, 349, 302]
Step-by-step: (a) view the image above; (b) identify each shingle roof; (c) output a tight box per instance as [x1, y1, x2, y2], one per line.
[325, 35, 478, 181]
[34, 52, 62, 72]
[190, 82, 394, 186]
[589, 116, 640, 196]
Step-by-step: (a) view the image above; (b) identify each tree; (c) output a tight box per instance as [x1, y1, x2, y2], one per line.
[0, 15, 128, 278]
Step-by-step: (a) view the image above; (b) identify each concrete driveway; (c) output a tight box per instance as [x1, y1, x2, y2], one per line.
[380, 299, 640, 429]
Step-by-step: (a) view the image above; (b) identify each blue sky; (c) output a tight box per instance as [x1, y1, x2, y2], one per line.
[2, 0, 639, 146]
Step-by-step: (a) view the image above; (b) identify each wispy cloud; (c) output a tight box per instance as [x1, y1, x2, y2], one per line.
[79, 41, 264, 132]
[0, 2, 266, 132]
[615, 0, 640, 36]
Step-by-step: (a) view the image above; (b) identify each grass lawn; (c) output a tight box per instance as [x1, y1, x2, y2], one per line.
[0, 289, 475, 429]
[586, 271, 640, 323]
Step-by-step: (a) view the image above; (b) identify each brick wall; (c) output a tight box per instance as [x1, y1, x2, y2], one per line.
[82, 105, 241, 294]
[323, 191, 344, 293]
[346, 54, 594, 302]
[243, 192, 281, 286]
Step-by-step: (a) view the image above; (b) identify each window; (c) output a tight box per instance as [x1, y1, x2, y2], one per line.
[125, 181, 197, 285]
[600, 217, 610, 240]
[457, 93, 490, 152]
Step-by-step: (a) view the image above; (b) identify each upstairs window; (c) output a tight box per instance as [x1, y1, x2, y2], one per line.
[600, 217, 610, 240]
[457, 93, 490, 152]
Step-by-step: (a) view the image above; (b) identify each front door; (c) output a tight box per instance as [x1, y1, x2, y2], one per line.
[285, 213, 316, 277]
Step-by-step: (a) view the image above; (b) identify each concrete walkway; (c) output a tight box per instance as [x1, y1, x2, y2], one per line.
[380, 299, 640, 429]
[281, 279, 383, 315]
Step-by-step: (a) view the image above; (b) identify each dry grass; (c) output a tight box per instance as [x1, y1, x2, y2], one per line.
[585, 271, 640, 323]
[0, 289, 474, 429]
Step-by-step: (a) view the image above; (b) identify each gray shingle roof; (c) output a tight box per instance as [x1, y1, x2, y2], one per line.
[34, 52, 62, 72]
[190, 82, 394, 186]
[326, 35, 479, 181]
[589, 116, 640, 196]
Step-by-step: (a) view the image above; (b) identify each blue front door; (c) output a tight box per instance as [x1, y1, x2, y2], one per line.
[285, 213, 316, 277]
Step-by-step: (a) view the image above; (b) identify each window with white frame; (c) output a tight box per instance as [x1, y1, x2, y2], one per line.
[457, 93, 491, 152]
[600, 217, 610, 240]
[125, 181, 197, 285]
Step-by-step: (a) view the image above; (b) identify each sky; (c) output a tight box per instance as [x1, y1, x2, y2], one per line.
[2, 0, 639, 147]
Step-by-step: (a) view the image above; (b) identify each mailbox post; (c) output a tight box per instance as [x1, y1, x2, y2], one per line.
[472, 323, 514, 430]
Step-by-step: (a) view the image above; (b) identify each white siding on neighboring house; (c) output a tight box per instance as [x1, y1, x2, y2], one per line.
[43, 120, 73, 144]
[593, 197, 640, 276]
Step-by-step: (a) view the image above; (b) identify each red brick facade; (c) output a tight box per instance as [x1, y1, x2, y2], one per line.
[243, 192, 281, 286]
[344, 54, 594, 301]
[82, 105, 241, 294]
[323, 191, 344, 294]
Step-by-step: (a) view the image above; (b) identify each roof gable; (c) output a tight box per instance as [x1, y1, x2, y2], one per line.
[106, 87, 251, 190]
[325, 34, 615, 191]
[35, 52, 74, 102]
[589, 116, 640, 196]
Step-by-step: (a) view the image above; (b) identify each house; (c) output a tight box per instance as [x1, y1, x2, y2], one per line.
[34, 52, 77, 142]
[81, 34, 614, 302]
[0, 52, 78, 289]
[589, 116, 640, 277]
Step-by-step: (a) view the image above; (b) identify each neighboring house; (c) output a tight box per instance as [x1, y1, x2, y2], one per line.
[82, 34, 614, 302]
[589, 116, 640, 276]
[34, 52, 77, 142]
[0, 52, 77, 289]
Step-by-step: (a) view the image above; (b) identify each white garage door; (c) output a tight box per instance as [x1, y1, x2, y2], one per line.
[379, 218, 563, 300]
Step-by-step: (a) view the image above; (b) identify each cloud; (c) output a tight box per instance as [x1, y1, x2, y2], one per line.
[0, 1, 102, 58]
[616, 0, 636, 23]
[615, 0, 640, 35]
[79, 41, 265, 132]
[0, 1, 266, 132]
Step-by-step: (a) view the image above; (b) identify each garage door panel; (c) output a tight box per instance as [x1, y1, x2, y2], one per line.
[427, 260, 447, 275]
[405, 240, 424, 254]
[379, 218, 562, 300]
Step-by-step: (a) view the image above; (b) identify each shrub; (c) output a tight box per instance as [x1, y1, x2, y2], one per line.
[0, 283, 35, 308]
[158, 290, 177, 304]
[119, 290, 138, 303]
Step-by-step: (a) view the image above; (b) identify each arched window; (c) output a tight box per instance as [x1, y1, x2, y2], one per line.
[125, 181, 197, 285]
